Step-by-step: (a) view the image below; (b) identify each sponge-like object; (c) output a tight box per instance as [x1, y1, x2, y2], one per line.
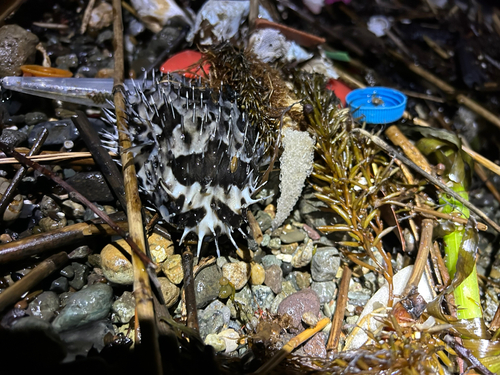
[273, 128, 315, 229]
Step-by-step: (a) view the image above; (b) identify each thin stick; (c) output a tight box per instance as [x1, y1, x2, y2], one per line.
[0, 252, 68, 313]
[0, 141, 155, 268]
[402, 219, 434, 297]
[0, 151, 96, 165]
[462, 145, 500, 177]
[457, 94, 500, 132]
[182, 247, 199, 332]
[0, 220, 128, 264]
[0, 128, 48, 221]
[327, 265, 352, 352]
[354, 128, 500, 234]
[253, 317, 330, 374]
[112, 0, 161, 371]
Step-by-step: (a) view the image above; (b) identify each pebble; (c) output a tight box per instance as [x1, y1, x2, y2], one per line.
[162, 254, 183, 284]
[59, 292, 73, 308]
[251, 285, 274, 310]
[295, 271, 311, 290]
[100, 240, 134, 285]
[255, 210, 273, 232]
[60, 265, 75, 279]
[158, 277, 180, 308]
[56, 53, 78, 69]
[194, 264, 221, 308]
[68, 262, 89, 290]
[218, 328, 240, 353]
[311, 281, 336, 304]
[0, 129, 27, 147]
[261, 254, 281, 269]
[291, 239, 314, 268]
[276, 253, 293, 263]
[0, 25, 39, 76]
[149, 234, 174, 264]
[249, 262, 265, 285]
[277, 288, 320, 329]
[50, 277, 69, 293]
[347, 290, 372, 307]
[303, 332, 327, 358]
[62, 200, 85, 219]
[39, 216, 67, 232]
[68, 245, 92, 259]
[204, 333, 226, 352]
[302, 311, 319, 326]
[222, 262, 250, 291]
[52, 283, 113, 332]
[280, 242, 298, 254]
[268, 238, 281, 250]
[260, 234, 270, 247]
[198, 300, 230, 339]
[112, 291, 135, 323]
[280, 228, 306, 243]
[28, 119, 79, 147]
[216, 256, 229, 268]
[25, 112, 48, 125]
[28, 291, 59, 321]
[311, 247, 340, 282]
[0, 178, 23, 222]
[281, 261, 293, 277]
[66, 172, 114, 203]
[265, 265, 283, 294]
[233, 285, 257, 323]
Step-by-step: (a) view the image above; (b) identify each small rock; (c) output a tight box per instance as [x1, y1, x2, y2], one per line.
[295, 271, 311, 290]
[281, 242, 298, 255]
[198, 300, 231, 339]
[278, 288, 320, 329]
[255, 210, 273, 232]
[251, 285, 274, 310]
[112, 291, 135, 323]
[66, 172, 114, 203]
[68, 262, 89, 290]
[261, 255, 281, 269]
[265, 265, 283, 294]
[218, 328, 240, 353]
[268, 238, 281, 250]
[0, 129, 27, 147]
[276, 253, 292, 263]
[59, 292, 73, 308]
[149, 234, 174, 264]
[222, 262, 250, 291]
[204, 333, 226, 352]
[52, 283, 113, 332]
[60, 265, 75, 279]
[62, 200, 85, 219]
[89, 2, 114, 30]
[291, 239, 314, 268]
[281, 262, 293, 277]
[161, 254, 183, 284]
[347, 290, 372, 307]
[249, 262, 265, 285]
[68, 245, 91, 259]
[39, 216, 67, 232]
[28, 119, 79, 146]
[194, 264, 221, 308]
[25, 112, 48, 125]
[303, 332, 327, 358]
[302, 311, 319, 326]
[0, 25, 39, 76]
[311, 281, 336, 304]
[234, 285, 257, 323]
[29, 291, 59, 321]
[302, 224, 321, 241]
[50, 277, 69, 293]
[101, 240, 134, 285]
[311, 247, 340, 282]
[280, 229, 306, 243]
[158, 277, 180, 308]
[55, 53, 78, 69]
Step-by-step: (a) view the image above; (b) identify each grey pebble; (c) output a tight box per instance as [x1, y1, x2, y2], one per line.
[68, 262, 89, 290]
[66, 172, 114, 203]
[347, 290, 372, 307]
[311, 247, 340, 282]
[60, 265, 75, 279]
[194, 264, 221, 308]
[268, 238, 281, 250]
[311, 281, 336, 304]
[280, 229, 306, 244]
[281, 261, 293, 277]
[25, 112, 48, 125]
[50, 277, 69, 293]
[112, 291, 135, 323]
[52, 283, 113, 332]
[0, 25, 39, 76]
[251, 285, 274, 311]
[28, 119, 79, 146]
[304, 332, 327, 358]
[29, 291, 60, 321]
[198, 300, 230, 339]
[255, 210, 273, 232]
[264, 264, 283, 294]
[261, 254, 281, 269]
[0, 129, 27, 147]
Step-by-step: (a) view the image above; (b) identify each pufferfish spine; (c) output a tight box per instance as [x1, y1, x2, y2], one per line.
[106, 76, 266, 256]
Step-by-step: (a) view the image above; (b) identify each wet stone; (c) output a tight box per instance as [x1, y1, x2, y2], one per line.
[69, 245, 91, 259]
[62, 200, 85, 219]
[66, 172, 114, 203]
[194, 264, 222, 308]
[268, 238, 281, 250]
[311, 247, 340, 282]
[149, 234, 174, 264]
[28, 119, 79, 146]
[278, 288, 320, 329]
[0, 129, 27, 147]
[251, 285, 274, 310]
[234, 285, 257, 323]
[255, 210, 273, 232]
[261, 254, 281, 269]
[199, 300, 230, 339]
[60, 265, 75, 279]
[68, 262, 89, 290]
[280, 229, 306, 244]
[25, 111, 48, 125]
[161, 254, 183, 284]
[59, 292, 73, 308]
[100, 239, 133, 285]
[158, 277, 180, 308]
[295, 271, 311, 290]
[0, 25, 39, 76]
[291, 239, 314, 268]
[50, 277, 69, 294]
[249, 262, 265, 285]
[218, 328, 240, 353]
[311, 281, 336, 304]
[222, 261, 250, 291]
[52, 283, 113, 332]
[304, 332, 327, 358]
[281, 242, 298, 255]
[205, 333, 226, 352]
[28, 291, 59, 321]
[265, 265, 283, 294]
[39, 216, 67, 232]
[281, 261, 293, 277]
[112, 291, 135, 323]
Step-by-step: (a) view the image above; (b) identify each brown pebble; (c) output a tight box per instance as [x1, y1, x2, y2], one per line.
[277, 288, 320, 329]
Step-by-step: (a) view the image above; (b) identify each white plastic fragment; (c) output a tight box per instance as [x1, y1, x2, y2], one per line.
[249, 28, 313, 64]
[301, 53, 339, 79]
[272, 128, 315, 229]
[130, 0, 191, 33]
[343, 265, 434, 351]
[367, 15, 391, 37]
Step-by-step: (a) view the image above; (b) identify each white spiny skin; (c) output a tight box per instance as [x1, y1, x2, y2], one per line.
[110, 75, 265, 256]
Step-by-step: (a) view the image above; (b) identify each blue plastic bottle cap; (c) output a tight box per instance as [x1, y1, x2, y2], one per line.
[345, 87, 407, 124]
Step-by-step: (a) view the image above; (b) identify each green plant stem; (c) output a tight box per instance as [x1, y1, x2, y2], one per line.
[442, 188, 482, 320]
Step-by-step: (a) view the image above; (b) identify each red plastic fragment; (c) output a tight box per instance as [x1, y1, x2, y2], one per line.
[326, 78, 352, 106]
[160, 50, 210, 78]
